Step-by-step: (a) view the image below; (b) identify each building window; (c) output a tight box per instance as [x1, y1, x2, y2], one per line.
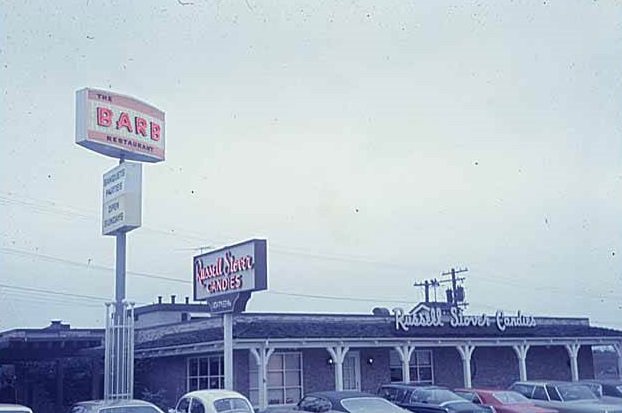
[389, 349, 434, 384]
[249, 352, 303, 406]
[187, 355, 224, 391]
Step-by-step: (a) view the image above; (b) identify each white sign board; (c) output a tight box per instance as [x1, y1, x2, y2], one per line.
[76, 88, 165, 163]
[102, 162, 142, 235]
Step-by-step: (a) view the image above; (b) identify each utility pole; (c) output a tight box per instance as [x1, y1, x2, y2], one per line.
[440, 267, 468, 310]
[414, 278, 441, 303]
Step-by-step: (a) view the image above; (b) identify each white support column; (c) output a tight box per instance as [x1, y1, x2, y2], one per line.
[565, 343, 581, 382]
[224, 313, 234, 390]
[512, 344, 530, 381]
[250, 345, 275, 412]
[327, 346, 349, 391]
[613, 343, 622, 380]
[394, 345, 416, 383]
[456, 344, 475, 388]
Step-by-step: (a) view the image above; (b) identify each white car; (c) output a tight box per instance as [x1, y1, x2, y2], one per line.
[0, 405, 33, 413]
[69, 399, 165, 413]
[171, 390, 253, 413]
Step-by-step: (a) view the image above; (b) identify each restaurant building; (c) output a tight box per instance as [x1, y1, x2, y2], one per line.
[131, 299, 622, 411]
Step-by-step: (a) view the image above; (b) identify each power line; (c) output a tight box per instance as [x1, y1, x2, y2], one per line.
[266, 290, 413, 304]
[0, 247, 190, 284]
[0, 283, 109, 301]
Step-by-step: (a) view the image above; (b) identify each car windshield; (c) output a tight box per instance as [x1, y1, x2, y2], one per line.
[412, 389, 465, 404]
[492, 391, 530, 404]
[213, 398, 253, 413]
[341, 397, 405, 413]
[556, 384, 599, 401]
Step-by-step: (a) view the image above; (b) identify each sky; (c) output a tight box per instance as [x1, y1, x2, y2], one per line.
[1, 0, 622, 332]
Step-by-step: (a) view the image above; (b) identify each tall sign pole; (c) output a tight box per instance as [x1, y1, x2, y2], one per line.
[193, 239, 268, 391]
[76, 87, 165, 400]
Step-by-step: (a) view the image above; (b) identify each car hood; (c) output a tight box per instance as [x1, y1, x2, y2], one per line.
[600, 396, 622, 405]
[440, 401, 489, 413]
[546, 399, 622, 413]
[499, 403, 557, 413]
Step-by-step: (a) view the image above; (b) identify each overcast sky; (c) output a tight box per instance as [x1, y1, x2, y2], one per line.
[1, 0, 621, 332]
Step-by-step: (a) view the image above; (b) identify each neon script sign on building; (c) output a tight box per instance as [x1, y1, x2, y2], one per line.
[193, 239, 267, 304]
[393, 305, 536, 332]
[76, 88, 165, 163]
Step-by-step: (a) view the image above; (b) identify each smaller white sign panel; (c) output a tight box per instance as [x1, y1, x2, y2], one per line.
[102, 162, 142, 236]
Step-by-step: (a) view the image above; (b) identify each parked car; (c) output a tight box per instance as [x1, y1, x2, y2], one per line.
[296, 390, 408, 413]
[377, 383, 491, 413]
[170, 390, 253, 413]
[0, 404, 33, 413]
[578, 379, 622, 399]
[68, 399, 165, 413]
[453, 388, 558, 413]
[508, 380, 622, 413]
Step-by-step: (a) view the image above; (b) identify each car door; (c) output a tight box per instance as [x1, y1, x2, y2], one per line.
[402, 389, 446, 413]
[175, 397, 192, 413]
[189, 398, 206, 413]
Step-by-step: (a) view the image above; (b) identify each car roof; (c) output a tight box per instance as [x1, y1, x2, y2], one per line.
[305, 391, 378, 403]
[579, 379, 622, 385]
[454, 388, 505, 394]
[381, 383, 446, 389]
[0, 405, 33, 413]
[511, 380, 571, 386]
[73, 400, 159, 407]
[182, 389, 251, 404]
[71, 399, 163, 412]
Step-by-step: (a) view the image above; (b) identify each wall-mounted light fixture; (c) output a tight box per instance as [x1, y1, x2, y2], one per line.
[367, 357, 374, 365]
[327, 358, 334, 366]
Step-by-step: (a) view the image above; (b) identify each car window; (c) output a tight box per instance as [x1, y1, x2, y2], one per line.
[212, 397, 253, 413]
[617, 385, 622, 394]
[190, 399, 205, 413]
[298, 396, 331, 413]
[531, 386, 548, 401]
[556, 384, 598, 401]
[378, 386, 397, 401]
[410, 388, 464, 404]
[581, 383, 602, 397]
[455, 391, 479, 403]
[545, 385, 562, 401]
[509, 384, 534, 399]
[492, 391, 530, 404]
[176, 397, 191, 413]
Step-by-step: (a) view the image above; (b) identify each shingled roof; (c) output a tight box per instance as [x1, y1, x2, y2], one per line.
[135, 312, 622, 350]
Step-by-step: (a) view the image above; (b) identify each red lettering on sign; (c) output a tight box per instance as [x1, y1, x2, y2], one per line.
[150, 122, 161, 141]
[97, 107, 112, 127]
[135, 117, 148, 137]
[116, 112, 133, 133]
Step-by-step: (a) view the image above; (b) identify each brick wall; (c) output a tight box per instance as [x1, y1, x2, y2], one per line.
[234, 349, 250, 398]
[360, 348, 391, 394]
[302, 348, 334, 393]
[433, 347, 463, 388]
[471, 347, 519, 388]
[430, 345, 595, 389]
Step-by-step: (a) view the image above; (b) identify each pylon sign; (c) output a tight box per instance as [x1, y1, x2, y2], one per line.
[76, 88, 165, 163]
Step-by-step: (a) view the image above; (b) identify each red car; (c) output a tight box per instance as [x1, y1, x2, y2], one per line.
[454, 388, 558, 413]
